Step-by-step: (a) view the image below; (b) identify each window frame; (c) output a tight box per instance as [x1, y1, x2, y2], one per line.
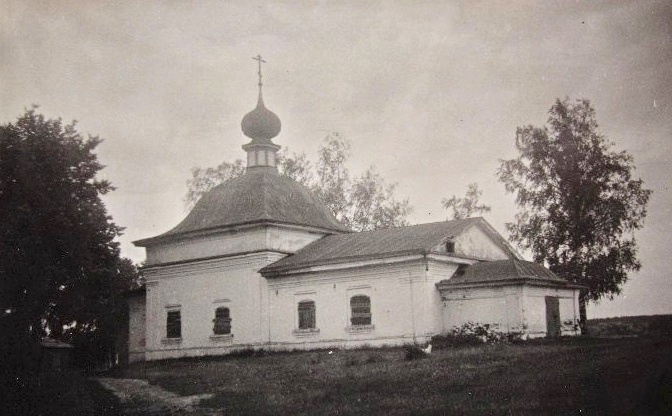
[297, 300, 316, 330]
[166, 309, 182, 339]
[350, 295, 372, 326]
[213, 306, 232, 335]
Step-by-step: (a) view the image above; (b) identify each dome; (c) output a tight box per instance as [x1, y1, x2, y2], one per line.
[241, 95, 281, 141]
[151, 169, 349, 241]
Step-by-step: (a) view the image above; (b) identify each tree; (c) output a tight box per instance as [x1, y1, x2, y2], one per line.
[185, 133, 412, 231]
[184, 159, 246, 209]
[0, 107, 131, 377]
[497, 98, 652, 332]
[442, 183, 491, 220]
[278, 148, 313, 187]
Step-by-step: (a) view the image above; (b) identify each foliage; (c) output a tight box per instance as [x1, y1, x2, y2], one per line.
[497, 98, 651, 331]
[0, 107, 135, 375]
[184, 159, 246, 209]
[433, 322, 525, 347]
[442, 183, 491, 220]
[184, 133, 412, 231]
[278, 148, 313, 187]
[403, 344, 429, 360]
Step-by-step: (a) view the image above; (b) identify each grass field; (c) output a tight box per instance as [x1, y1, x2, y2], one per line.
[121, 335, 672, 415]
[2, 370, 123, 416]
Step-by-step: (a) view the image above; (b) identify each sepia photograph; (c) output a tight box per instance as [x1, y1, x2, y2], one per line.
[1, 1, 671, 414]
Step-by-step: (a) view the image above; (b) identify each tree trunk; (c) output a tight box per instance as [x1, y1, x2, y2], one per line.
[579, 292, 589, 336]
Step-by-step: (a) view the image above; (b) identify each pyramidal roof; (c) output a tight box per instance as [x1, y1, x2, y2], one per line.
[438, 257, 584, 289]
[135, 170, 349, 246]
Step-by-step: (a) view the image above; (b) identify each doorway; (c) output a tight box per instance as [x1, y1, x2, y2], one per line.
[545, 296, 561, 338]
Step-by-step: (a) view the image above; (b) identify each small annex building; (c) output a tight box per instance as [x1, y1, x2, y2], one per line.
[40, 337, 74, 372]
[117, 286, 146, 365]
[130, 65, 582, 362]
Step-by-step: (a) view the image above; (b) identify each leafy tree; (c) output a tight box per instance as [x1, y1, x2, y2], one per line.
[442, 183, 491, 220]
[497, 98, 651, 332]
[0, 107, 132, 376]
[278, 148, 313, 187]
[184, 159, 246, 209]
[185, 133, 412, 231]
[312, 133, 352, 223]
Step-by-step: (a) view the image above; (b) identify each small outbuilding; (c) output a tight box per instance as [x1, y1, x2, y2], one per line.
[40, 337, 74, 372]
[436, 258, 583, 338]
[116, 285, 147, 366]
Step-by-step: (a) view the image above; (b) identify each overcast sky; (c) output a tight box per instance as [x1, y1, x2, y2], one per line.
[2, 1, 670, 318]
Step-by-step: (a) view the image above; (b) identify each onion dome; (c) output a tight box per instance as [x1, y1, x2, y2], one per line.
[241, 55, 281, 141]
[241, 93, 281, 141]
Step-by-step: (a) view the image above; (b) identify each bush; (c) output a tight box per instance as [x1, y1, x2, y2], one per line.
[404, 344, 428, 361]
[432, 322, 525, 348]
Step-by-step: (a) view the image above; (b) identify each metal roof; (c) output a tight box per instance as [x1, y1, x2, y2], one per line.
[260, 218, 510, 275]
[135, 169, 348, 246]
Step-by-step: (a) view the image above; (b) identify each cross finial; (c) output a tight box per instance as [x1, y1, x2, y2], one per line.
[252, 54, 266, 88]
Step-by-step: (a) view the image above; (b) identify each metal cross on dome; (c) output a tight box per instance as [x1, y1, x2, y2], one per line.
[253, 54, 266, 88]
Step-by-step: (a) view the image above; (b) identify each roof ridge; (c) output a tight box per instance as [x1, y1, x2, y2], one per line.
[511, 257, 526, 277]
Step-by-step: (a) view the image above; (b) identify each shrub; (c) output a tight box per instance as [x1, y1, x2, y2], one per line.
[403, 344, 428, 361]
[432, 322, 525, 348]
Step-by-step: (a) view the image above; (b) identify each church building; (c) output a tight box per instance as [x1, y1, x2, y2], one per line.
[129, 61, 582, 362]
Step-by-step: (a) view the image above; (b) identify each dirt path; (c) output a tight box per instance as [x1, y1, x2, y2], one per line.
[97, 377, 215, 415]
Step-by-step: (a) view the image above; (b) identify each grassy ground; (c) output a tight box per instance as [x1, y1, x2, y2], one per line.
[121, 336, 672, 415]
[2, 369, 123, 416]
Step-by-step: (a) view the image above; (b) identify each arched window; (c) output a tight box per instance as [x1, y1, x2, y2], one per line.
[298, 300, 316, 329]
[350, 295, 371, 326]
[213, 307, 232, 335]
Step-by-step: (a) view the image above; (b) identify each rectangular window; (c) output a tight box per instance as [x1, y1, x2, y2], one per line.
[298, 301, 316, 329]
[166, 310, 181, 339]
[213, 307, 232, 335]
[350, 295, 371, 326]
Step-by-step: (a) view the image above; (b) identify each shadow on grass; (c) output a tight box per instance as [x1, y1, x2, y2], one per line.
[2, 370, 123, 416]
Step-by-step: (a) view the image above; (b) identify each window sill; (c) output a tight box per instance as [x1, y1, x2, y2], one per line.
[161, 337, 182, 345]
[292, 328, 320, 338]
[346, 324, 375, 334]
[209, 334, 234, 343]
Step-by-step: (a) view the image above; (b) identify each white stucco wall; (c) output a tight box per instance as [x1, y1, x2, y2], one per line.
[266, 259, 449, 350]
[452, 226, 511, 261]
[127, 295, 146, 363]
[425, 260, 461, 335]
[521, 286, 580, 337]
[145, 225, 327, 266]
[143, 252, 285, 361]
[440, 284, 580, 337]
[441, 286, 522, 333]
